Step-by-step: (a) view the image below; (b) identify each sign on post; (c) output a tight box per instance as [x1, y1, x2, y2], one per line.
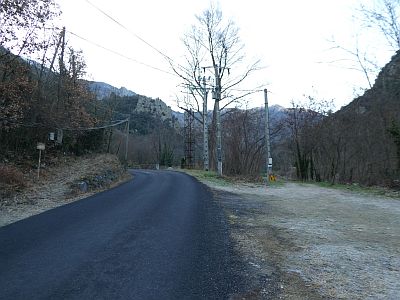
[36, 143, 45, 179]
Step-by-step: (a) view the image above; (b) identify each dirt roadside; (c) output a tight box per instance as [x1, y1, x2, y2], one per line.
[0, 154, 131, 227]
[194, 176, 400, 299]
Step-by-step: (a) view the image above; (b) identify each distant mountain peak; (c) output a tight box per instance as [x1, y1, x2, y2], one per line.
[87, 81, 136, 100]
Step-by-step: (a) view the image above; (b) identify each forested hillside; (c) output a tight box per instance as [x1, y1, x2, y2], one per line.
[0, 50, 184, 167]
[281, 51, 400, 186]
[0, 41, 98, 159]
[319, 50, 400, 186]
[217, 50, 400, 186]
[0, 0, 185, 169]
[87, 85, 183, 167]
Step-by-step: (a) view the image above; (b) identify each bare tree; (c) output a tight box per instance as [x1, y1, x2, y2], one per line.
[284, 96, 334, 181]
[328, 37, 379, 89]
[0, 0, 60, 58]
[359, 0, 400, 50]
[223, 108, 265, 177]
[170, 6, 261, 175]
[0, 0, 61, 129]
[326, 1, 400, 95]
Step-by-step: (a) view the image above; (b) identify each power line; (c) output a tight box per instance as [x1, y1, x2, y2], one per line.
[63, 118, 128, 131]
[229, 88, 264, 93]
[83, 0, 174, 63]
[33, 26, 175, 76]
[67, 30, 175, 76]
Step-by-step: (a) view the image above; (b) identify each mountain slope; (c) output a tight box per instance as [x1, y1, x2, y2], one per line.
[315, 50, 400, 185]
[87, 81, 175, 122]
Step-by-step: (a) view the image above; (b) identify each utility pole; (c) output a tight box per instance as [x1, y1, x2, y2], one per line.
[202, 64, 226, 176]
[264, 89, 272, 183]
[125, 117, 129, 161]
[57, 27, 66, 107]
[202, 75, 209, 171]
[215, 74, 222, 176]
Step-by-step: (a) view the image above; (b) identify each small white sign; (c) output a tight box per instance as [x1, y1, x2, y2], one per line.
[37, 143, 45, 150]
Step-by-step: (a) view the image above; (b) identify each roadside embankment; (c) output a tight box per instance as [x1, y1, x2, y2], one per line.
[0, 154, 131, 227]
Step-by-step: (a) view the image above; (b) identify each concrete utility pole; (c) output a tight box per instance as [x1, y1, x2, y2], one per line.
[215, 75, 222, 176]
[202, 76, 209, 171]
[202, 64, 224, 176]
[264, 89, 272, 183]
[125, 117, 129, 161]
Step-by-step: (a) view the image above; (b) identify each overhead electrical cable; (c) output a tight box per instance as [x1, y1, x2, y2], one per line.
[67, 31, 175, 76]
[83, 0, 175, 63]
[63, 118, 129, 131]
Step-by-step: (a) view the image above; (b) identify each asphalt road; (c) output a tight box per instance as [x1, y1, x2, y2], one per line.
[0, 170, 245, 299]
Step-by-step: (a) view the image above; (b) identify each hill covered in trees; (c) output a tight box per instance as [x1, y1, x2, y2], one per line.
[324, 50, 400, 186]
[282, 51, 400, 187]
[87, 81, 176, 123]
[84, 82, 183, 167]
[0, 45, 182, 168]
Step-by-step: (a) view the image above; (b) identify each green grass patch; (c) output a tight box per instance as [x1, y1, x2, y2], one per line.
[180, 169, 286, 188]
[181, 169, 231, 186]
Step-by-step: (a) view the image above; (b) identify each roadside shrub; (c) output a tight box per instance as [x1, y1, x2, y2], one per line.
[0, 165, 26, 187]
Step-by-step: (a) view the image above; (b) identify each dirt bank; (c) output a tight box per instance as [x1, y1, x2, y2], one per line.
[196, 175, 400, 299]
[0, 154, 131, 227]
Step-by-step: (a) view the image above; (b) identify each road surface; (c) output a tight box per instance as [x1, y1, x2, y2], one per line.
[0, 170, 245, 299]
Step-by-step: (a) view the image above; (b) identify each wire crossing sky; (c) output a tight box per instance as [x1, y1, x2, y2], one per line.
[68, 30, 175, 75]
[58, 0, 394, 111]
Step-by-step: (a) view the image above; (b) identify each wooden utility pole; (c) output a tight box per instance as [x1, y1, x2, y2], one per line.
[57, 27, 66, 106]
[264, 89, 272, 183]
[48, 28, 63, 76]
[202, 76, 209, 171]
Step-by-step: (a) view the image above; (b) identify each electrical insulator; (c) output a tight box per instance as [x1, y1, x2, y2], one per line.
[212, 89, 217, 99]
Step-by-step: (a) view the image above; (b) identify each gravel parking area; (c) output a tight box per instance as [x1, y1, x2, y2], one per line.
[201, 179, 400, 299]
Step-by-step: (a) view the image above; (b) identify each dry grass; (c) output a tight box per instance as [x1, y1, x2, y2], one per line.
[0, 164, 26, 187]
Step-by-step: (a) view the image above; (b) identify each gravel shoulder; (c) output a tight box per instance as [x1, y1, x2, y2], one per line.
[190, 173, 400, 299]
[0, 154, 131, 227]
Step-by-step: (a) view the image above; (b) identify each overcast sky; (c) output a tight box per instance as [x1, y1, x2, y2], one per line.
[57, 0, 394, 111]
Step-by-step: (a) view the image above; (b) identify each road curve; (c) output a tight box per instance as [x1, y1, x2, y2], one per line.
[0, 170, 245, 299]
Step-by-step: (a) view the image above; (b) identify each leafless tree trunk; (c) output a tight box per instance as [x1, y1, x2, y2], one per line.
[170, 6, 261, 175]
